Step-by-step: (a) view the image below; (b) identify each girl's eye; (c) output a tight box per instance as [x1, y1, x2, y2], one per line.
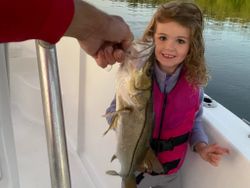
[177, 39, 186, 44]
[159, 36, 167, 41]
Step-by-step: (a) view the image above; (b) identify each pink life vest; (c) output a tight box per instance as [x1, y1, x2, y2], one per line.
[152, 70, 199, 175]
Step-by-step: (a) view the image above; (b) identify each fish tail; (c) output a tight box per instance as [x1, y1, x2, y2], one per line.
[121, 176, 137, 188]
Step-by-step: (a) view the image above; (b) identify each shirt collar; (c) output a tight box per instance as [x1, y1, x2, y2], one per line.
[154, 62, 183, 93]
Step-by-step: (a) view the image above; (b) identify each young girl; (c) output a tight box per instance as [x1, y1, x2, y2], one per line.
[106, 1, 229, 187]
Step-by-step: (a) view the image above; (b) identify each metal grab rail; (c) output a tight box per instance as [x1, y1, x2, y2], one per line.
[35, 40, 71, 188]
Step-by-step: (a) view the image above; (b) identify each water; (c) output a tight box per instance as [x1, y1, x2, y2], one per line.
[88, 0, 250, 121]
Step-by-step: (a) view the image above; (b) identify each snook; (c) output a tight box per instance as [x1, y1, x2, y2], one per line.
[105, 42, 154, 188]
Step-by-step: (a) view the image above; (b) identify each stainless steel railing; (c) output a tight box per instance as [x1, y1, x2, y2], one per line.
[35, 40, 71, 188]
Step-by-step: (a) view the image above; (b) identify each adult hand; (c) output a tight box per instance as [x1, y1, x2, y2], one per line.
[79, 15, 133, 68]
[195, 143, 230, 167]
[65, 0, 133, 68]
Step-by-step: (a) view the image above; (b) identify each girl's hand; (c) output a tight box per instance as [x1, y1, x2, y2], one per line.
[194, 142, 230, 167]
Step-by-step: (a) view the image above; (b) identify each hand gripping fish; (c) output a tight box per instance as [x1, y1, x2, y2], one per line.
[104, 41, 163, 188]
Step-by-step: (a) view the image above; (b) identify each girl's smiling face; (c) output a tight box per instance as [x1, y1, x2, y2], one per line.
[154, 21, 191, 75]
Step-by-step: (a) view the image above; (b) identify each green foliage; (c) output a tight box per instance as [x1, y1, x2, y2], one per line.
[196, 0, 250, 22]
[117, 0, 250, 22]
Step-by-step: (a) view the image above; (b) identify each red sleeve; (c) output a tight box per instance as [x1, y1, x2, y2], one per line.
[0, 0, 74, 43]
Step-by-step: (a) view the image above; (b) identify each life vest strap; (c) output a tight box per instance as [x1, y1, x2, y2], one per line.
[162, 159, 180, 174]
[136, 159, 180, 185]
[151, 132, 190, 153]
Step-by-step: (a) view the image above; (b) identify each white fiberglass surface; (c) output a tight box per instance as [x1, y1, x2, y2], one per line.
[8, 41, 94, 188]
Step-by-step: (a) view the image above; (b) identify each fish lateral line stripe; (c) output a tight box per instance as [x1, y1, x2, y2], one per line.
[128, 100, 151, 175]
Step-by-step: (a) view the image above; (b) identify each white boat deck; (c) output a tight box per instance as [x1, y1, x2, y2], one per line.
[11, 105, 94, 188]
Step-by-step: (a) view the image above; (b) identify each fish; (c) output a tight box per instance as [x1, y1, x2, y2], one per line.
[104, 41, 163, 188]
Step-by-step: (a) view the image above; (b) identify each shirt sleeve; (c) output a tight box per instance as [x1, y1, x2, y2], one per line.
[105, 96, 116, 125]
[0, 0, 74, 43]
[189, 88, 209, 148]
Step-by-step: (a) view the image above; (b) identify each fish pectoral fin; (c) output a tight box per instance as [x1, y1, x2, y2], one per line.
[103, 107, 132, 135]
[103, 114, 118, 135]
[102, 111, 117, 118]
[110, 154, 117, 162]
[106, 170, 120, 176]
[102, 107, 131, 118]
[103, 124, 113, 136]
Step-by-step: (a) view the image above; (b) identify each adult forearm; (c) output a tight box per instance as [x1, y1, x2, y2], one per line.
[65, 0, 132, 59]
[64, 0, 110, 41]
[0, 0, 74, 43]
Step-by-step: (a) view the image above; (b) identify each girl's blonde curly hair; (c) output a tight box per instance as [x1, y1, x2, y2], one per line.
[142, 0, 209, 87]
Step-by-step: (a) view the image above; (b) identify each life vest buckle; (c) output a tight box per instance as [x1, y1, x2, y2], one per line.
[160, 138, 174, 151]
[151, 132, 190, 153]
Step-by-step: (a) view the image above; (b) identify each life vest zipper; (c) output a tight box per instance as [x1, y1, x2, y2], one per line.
[156, 78, 168, 153]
